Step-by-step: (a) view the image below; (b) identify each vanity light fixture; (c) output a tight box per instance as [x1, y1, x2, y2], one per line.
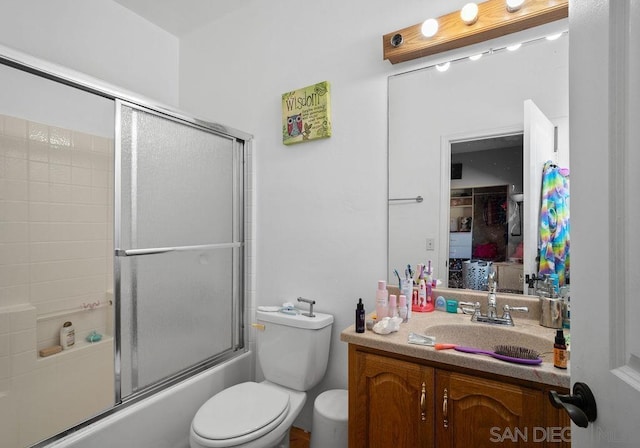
[435, 62, 451, 72]
[421, 18, 439, 37]
[460, 3, 479, 25]
[506, 0, 525, 13]
[507, 43, 522, 51]
[546, 32, 563, 41]
[469, 53, 483, 61]
[382, 0, 567, 64]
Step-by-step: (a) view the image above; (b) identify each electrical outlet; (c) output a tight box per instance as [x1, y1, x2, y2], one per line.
[426, 238, 435, 251]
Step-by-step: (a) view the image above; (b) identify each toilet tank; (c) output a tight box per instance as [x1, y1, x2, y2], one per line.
[256, 310, 333, 392]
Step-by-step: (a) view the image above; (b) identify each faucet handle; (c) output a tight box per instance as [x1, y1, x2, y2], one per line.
[459, 301, 475, 315]
[501, 304, 529, 326]
[504, 305, 529, 313]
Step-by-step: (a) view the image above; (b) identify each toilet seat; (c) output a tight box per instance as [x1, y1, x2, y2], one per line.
[191, 382, 290, 447]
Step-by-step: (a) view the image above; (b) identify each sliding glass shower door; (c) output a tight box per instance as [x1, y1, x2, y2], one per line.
[116, 101, 244, 398]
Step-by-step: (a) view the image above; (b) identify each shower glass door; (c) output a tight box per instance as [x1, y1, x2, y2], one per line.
[116, 101, 244, 398]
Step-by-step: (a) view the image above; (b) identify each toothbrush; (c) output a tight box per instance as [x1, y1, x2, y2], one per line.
[394, 269, 401, 288]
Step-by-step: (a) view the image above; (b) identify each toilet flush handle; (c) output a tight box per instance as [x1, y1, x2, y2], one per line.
[297, 297, 316, 317]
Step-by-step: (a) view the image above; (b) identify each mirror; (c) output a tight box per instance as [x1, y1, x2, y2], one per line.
[388, 32, 568, 295]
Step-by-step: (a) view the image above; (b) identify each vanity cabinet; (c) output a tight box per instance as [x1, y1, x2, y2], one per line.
[435, 371, 544, 448]
[348, 345, 570, 448]
[350, 350, 434, 448]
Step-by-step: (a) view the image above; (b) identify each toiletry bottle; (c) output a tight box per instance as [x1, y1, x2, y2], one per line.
[398, 295, 408, 322]
[60, 321, 75, 350]
[418, 278, 427, 307]
[401, 278, 412, 320]
[388, 294, 398, 318]
[553, 329, 567, 369]
[355, 298, 365, 333]
[375, 280, 389, 319]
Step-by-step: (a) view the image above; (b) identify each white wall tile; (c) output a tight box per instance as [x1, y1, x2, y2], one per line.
[50, 183, 71, 203]
[28, 141, 49, 163]
[28, 160, 49, 182]
[28, 181, 50, 202]
[5, 158, 27, 180]
[71, 151, 92, 168]
[9, 306, 36, 331]
[0, 223, 28, 243]
[27, 202, 49, 222]
[2, 179, 28, 201]
[10, 329, 36, 355]
[0, 334, 8, 357]
[0, 264, 29, 287]
[0, 243, 29, 265]
[71, 166, 92, 186]
[28, 122, 48, 143]
[49, 147, 71, 165]
[50, 126, 71, 148]
[0, 201, 28, 221]
[0, 136, 28, 160]
[49, 163, 72, 184]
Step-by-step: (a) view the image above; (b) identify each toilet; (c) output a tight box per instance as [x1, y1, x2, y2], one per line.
[190, 309, 334, 448]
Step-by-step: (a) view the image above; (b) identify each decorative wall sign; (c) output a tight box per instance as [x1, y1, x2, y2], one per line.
[282, 81, 332, 145]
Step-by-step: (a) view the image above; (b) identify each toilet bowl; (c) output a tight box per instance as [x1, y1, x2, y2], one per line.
[190, 381, 306, 448]
[190, 309, 333, 448]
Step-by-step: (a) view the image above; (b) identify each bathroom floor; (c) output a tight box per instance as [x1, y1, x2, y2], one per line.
[290, 427, 310, 448]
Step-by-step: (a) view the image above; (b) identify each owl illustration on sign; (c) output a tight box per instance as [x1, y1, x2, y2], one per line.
[287, 113, 303, 137]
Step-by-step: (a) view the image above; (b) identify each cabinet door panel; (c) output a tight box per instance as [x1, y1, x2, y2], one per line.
[436, 371, 544, 448]
[351, 349, 434, 448]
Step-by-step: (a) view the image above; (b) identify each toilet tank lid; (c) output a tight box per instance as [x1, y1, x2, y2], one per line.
[257, 309, 333, 330]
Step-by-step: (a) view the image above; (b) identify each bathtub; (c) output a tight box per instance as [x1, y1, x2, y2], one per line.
[44, 351, 252, 448]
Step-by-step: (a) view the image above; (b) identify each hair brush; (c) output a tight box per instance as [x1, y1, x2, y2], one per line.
[434, 343, 542, 365]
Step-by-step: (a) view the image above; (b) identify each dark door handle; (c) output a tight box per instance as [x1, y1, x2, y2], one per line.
[549, 382, 597, 428]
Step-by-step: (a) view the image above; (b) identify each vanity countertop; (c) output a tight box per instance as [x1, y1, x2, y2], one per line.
[340, 309, 570, 389]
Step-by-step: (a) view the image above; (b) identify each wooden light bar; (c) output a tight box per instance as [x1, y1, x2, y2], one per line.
[383, 0, 568, 64]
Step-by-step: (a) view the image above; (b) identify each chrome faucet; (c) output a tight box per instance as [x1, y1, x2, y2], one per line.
[460, 273, 529, 326]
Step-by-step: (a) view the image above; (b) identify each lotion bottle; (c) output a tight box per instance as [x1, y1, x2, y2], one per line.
[375, 280, 389, 319]
[388, 294, 398, 318]
[398, 295, 408, 322]
[60, 321, 75, 350]
[355, 298, 365, 333]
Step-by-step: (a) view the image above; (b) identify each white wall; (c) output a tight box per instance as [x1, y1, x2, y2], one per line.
[178, 0, 502, 430]
[0, 0, 180, 107]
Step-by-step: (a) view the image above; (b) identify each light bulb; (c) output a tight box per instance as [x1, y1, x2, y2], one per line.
[546, 33, 563, 41]
[421, 18, 439, 37]
[460, 3, 479, 25]
[506, 0, 525, 12]
[435, 62, 450, 72]
[469, 53, 483, 61]
[507, 43, 522, 51]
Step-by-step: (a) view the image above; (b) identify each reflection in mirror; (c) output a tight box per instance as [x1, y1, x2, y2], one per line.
[448, 135, 523, 292]
[388, 31, 568, 296]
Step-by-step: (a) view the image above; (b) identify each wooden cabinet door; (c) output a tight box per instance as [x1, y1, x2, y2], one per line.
[435, 371, 544, 448]
[349, 347, 434, 448]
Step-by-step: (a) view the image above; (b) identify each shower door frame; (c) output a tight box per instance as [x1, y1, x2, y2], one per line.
[114, 99, 248, 402]
[0, 45, 252, 445]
